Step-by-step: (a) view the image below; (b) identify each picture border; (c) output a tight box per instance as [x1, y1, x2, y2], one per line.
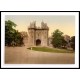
[0, 11, 79, 69]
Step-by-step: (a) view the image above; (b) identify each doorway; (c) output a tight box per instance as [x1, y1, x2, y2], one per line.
[36, 39, 41, 46]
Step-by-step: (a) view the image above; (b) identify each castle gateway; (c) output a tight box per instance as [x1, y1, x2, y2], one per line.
[28, 21, 49, 46]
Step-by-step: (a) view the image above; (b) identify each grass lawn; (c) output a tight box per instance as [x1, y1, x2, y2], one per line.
[27, 47, 74, 53]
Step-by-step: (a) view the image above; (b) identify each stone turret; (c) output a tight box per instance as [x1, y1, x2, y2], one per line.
[41, 21, 49, 29]
[28, 21, 36, 29]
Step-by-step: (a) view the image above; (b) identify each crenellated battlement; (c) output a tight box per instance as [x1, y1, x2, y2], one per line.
[28, 21, 49, 30]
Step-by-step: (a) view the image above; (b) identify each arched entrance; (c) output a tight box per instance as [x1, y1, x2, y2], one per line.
[36, 39, 41, 46]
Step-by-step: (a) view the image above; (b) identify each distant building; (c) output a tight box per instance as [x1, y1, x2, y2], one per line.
[20, 31, 28, 46]
[64, 35, 71, 48]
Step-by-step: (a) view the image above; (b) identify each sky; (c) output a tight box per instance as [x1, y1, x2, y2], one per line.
[5, 15, 75, 37]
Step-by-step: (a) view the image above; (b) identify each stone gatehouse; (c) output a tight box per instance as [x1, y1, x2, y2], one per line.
[28, 21, 49, 47]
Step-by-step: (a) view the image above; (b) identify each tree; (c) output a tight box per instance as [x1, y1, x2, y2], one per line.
[51, 29, 67, 48]
[70, 36, 75, 51]
[61, 36, 68, 49]
[5, 20, 17, 46]
[13, 30, 24, 46]
[5, 20, 24, 46]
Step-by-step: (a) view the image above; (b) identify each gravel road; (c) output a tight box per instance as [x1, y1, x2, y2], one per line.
[5, 47, 75, 64]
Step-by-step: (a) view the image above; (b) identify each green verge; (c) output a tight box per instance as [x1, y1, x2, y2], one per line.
[27, 47, 74, 53]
